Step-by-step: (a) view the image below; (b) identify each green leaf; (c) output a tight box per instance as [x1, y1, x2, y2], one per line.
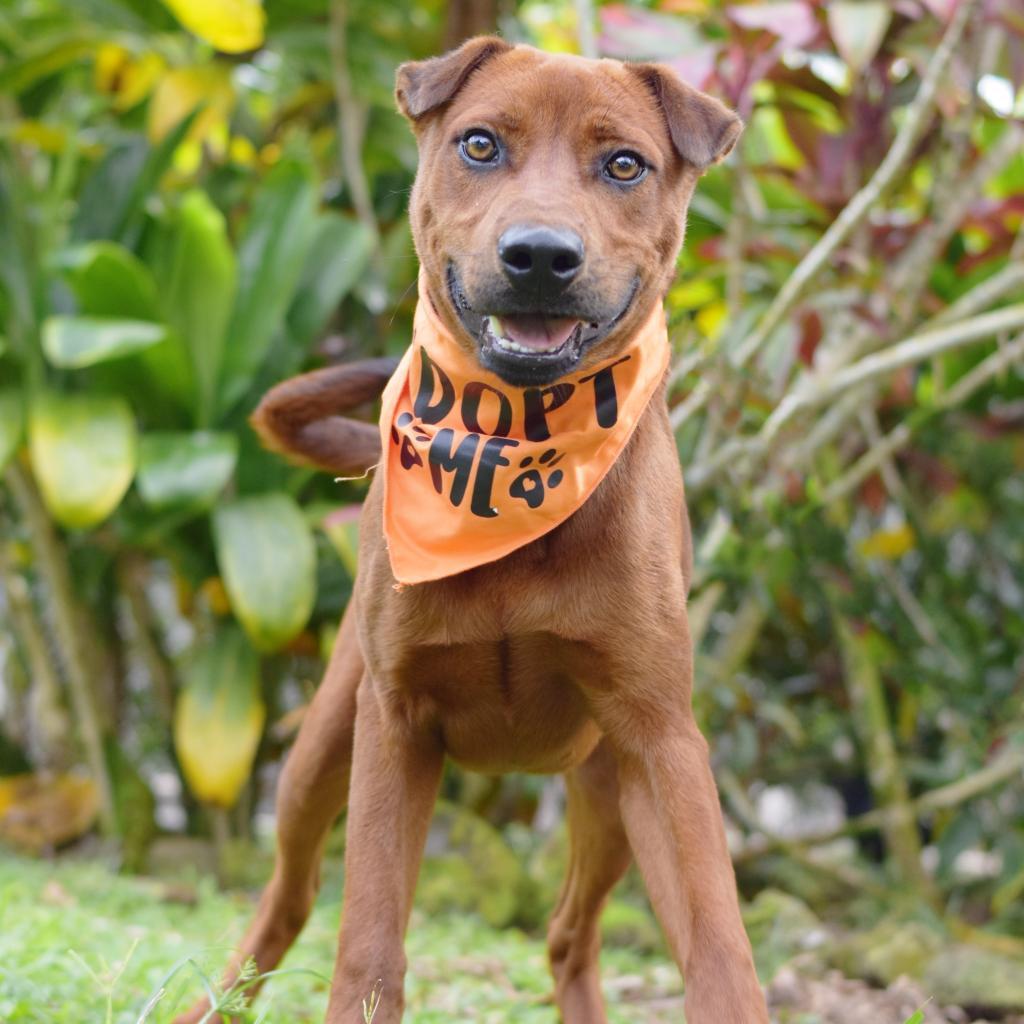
[71, 111, 199, 246]
[42, 316, 168, 368]
[285, 213, 374, 350]
[28, 392, 137, 529]
[321, 504, 361, 578]
[213, 493, 316, 651]
[0, 390, 24, 471]
[137, 431, 237, 508]
[56, 241, 161, 319]
[217, 161, 317, 416]
[160, 190, 237, 426]
[0, 36, 96, 96]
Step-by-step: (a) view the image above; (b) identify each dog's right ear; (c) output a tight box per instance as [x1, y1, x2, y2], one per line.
[396, 36, 512, 123]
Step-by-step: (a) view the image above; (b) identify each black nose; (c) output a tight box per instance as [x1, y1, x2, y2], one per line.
[498, 225, 584, 296]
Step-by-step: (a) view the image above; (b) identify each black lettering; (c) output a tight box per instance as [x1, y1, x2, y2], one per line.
[522, 382, 575, 442]
[414, 349, 456, 424]
[427, 428, 479, 506]
[399, 436, 423, 469]
[471, 437, 518, 518]
[462, 381, 513, 437]
[579, 356, 631, 428]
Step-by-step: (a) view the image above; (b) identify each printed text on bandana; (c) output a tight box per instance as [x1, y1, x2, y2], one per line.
[389, 348, 631, 519]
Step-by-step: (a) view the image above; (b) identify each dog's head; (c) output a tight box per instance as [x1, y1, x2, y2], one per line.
[396, 37, 740, 387]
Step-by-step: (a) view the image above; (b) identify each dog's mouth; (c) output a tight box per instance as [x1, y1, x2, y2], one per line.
[485, 314, 584, 357]
[446, 264, 637, 387]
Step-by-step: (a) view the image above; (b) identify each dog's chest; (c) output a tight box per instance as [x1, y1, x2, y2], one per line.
[387, 631, 606, 774]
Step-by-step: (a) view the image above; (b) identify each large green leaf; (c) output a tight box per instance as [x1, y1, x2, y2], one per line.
[160, 190, 237, 427]
[213, 492, 316, 651]
[56, 241, 161, 319]
[174, 625, 264, 808]
[0, 390, 24, 471]
[42, 316, 168, 368]
[28, 392, 137, 529]
[71, 111, 198, 245]
[285, 212, 374, 350]
[136, 430, 237, 507]
[217, 161, 317, 416]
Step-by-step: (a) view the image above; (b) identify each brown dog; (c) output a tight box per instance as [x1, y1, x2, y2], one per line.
[177, 37, 769, 1024]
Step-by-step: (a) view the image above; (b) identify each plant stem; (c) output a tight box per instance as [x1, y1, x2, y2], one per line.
[829, 604, 934, 896]
[4, 462, 116, 832]
[327, 0, 379, 250]
[0, 511, 71, 769]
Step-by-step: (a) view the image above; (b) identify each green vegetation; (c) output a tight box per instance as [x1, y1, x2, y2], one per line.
[1, 0, 1023, 1020]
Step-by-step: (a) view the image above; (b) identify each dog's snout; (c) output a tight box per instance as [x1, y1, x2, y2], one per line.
[498, 225, 584, 295]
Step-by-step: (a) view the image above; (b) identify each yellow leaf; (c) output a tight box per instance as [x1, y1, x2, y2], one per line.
[229, 135, 256, 165]
[669, 277, 718, 310]
[174, 629, 265, 808]
[0, 774, 99, 854]
[858, 523, 916, 560]
[148, 64, 234, 148]
[162, 0, 265, 54]
[11, 120, 67, 154]
[695, 299, 728, 341]
[94, 44, 165, 110]
[29, 393, 137, 530]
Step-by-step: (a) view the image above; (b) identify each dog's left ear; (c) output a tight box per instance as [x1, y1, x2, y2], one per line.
[628, 64, 742, 170]
[396, 36, 512, 123]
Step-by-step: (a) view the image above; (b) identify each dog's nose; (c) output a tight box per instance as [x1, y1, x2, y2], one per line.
[498, 225, 584, 295]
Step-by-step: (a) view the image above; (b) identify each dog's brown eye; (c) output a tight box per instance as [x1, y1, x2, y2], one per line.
[461, 131, 498, 163]
[605, 151, 645, 182]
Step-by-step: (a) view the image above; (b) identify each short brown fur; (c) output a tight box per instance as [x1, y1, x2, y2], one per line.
[178, 38, 768, 1024]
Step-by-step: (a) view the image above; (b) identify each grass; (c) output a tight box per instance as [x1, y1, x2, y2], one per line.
[0, 854, 942, 1023]
[0, 855, 684, 1023]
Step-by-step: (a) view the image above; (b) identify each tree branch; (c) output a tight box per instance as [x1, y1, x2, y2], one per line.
[728, 0, 977, 372]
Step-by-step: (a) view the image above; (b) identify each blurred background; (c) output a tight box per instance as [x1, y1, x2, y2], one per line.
[1, 0, 1023, 1021]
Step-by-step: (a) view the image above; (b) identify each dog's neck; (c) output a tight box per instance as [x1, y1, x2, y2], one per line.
[376, 277, 671, 585]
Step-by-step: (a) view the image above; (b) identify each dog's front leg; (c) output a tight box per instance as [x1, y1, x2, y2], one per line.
[326, 674, 443, 1023]
[598, 635, 769, 1024]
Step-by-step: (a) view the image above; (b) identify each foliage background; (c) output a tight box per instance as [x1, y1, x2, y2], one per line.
[1, 0, 1023, 1020]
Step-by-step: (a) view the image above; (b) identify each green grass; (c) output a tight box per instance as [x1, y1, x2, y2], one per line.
[0, 856, 684, 1023]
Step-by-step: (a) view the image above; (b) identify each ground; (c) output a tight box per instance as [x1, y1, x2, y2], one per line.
[0, 855, 1009, 1024]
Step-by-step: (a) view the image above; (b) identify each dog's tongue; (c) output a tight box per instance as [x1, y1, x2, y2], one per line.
[499, 315, 579, 351]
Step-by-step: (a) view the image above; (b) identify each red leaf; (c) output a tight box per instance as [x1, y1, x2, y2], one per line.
[727, 2, 820, 48]
[797, 309, 823, 366]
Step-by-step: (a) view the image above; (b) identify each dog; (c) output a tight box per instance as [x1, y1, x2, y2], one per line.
[176, 36, 769, 1024]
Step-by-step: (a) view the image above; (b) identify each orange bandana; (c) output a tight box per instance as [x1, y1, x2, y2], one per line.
[379, 275, 669, 584]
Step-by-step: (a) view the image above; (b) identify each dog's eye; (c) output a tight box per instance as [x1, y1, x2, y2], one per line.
[605, 151, 646, 183]
[461, 130, 498, 163]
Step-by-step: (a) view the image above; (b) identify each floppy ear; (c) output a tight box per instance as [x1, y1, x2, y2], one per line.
[396, 36, 512, 123]
[628, 63, 742, 170]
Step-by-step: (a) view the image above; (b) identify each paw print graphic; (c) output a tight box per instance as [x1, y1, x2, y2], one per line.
[509, 448, 565, 509]
[394, 412, 431, 469]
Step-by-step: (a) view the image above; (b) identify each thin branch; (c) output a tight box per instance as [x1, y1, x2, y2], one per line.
[761, 303, 1024, 444]
[821, 329, 1024, 503]
[728, 0, 977, 371]
[928, 262, 1024, 329]
[733, 740, 1024, 865]
[574, 0, 597, 59]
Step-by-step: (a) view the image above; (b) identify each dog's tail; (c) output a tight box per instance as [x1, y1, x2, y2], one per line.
[250, 357, 399, 476]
